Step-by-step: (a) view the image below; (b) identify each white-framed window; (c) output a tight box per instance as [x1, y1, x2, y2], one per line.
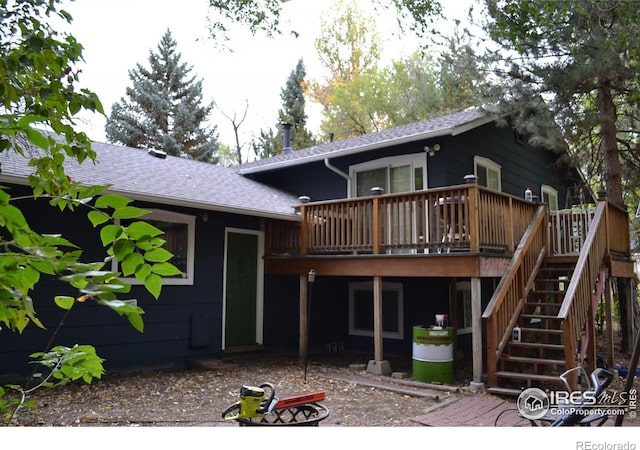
[541, 185, 558, 212]
[348, 281, 404, 339]
[455, 280, 472, 335]
[111, 209, 196, 285]
[349, 154, 426, 198]
[474, 156, 501, 191]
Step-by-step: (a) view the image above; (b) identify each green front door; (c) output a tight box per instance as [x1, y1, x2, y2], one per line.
[224, 230, 261, 349]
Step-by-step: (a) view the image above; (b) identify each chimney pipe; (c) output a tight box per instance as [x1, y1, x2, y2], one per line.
[282, 123, 292, 154]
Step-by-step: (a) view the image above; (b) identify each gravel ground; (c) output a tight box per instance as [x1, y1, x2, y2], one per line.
[13, 352, 459, 427]
[10, 340, 639, 428]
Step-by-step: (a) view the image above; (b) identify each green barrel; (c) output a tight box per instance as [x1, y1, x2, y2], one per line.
[412, 326, 454, 383]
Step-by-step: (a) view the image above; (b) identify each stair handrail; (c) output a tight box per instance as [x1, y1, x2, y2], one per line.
[482, 204, 548, 386]
[557, 200, 608, 385]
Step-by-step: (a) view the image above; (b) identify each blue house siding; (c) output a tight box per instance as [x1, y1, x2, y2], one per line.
[261, 273, 471, 361]
[0, 186, 265, 380]
[248, 123, 579, 208]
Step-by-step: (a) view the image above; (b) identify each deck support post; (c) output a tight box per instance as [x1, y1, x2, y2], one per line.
[604, 274, 614, 369]
[471, 277, 484, 390]
[367, 275, 391, 375]
[299, 274, 308, 361]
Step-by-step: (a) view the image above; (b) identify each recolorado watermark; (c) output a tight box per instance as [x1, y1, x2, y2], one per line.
[576, 442, 636, 450]
[516, 386, 637, 421]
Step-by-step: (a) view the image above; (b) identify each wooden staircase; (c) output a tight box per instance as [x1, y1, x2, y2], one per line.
[488, 258, 576, 396]
[483, 199, 630, 397]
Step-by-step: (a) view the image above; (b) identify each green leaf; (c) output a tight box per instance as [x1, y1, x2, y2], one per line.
[126, 221, 164, 239]
[112, 206, 149, 220]
[0, 204, 28, 228]
[134, 263, 152, 283]
[144, 247, 173, 263]
[144, 273, 163, 299]
[112, 238, 135, 261]
[87, 210, 110, 227]
[151, 262, 183, 277]
[100, 224, 122, 246]
[54, 296, 75, 310]
[23, 127, 49, 150]
[121, 252, 144, 277]
[127, 313, 144, 332]
[94, 194, 132, 209]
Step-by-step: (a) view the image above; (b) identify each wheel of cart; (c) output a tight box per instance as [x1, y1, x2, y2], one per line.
[221, 383, 330, 426]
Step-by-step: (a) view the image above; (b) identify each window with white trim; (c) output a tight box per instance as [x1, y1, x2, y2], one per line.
[348, 281, 404, 339]
[541, 185, 558, 212]
[112, 209, 196, 285]
[474, 156, 501, 191]
[350, 154, 426, 198]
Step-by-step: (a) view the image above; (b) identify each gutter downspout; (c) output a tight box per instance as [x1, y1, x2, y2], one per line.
[324, 158, 349, 181]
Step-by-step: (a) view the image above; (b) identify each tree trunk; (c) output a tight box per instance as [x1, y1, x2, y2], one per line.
[597, 80, 639, 353]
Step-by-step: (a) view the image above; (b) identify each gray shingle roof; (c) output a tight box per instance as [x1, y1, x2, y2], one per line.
[237, 107, 493, 174]
[0, 108, 495, 220]
[0, 140, 300, 220]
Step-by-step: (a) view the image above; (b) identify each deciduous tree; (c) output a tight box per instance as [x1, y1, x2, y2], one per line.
[0, 0, 180, 423]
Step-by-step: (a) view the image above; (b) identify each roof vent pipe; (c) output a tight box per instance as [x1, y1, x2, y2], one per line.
[281, 123, 293, 154]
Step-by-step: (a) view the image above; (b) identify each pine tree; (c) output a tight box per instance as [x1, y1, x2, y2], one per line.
[105, 29, 218, 163]
[253, 58, 314, 159]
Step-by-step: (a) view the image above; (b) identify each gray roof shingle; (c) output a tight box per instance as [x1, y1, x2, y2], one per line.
[0, 140, 300, 220]
[237, 107, 493, 173]
[0, 108, 495, 220]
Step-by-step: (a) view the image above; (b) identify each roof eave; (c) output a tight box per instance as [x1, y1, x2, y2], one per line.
[237, 115, 496, 175]
[0, 174, 300, 222]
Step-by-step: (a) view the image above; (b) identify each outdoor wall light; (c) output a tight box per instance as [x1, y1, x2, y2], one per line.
[425, 144, 441, 157]
[308, 269, 316, 284]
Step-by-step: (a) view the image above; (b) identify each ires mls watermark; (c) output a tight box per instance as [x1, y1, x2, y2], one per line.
[516, 386, 637, 421]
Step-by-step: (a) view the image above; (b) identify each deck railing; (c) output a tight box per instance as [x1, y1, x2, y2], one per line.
[558, 201, 608, 387]
[267, 184, 540, 256]
[482, 205, 549, 386]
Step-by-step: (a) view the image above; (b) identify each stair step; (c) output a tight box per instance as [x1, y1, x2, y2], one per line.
[487, 386, 523, 397]
[525, 301, 562, 307]
[509, 342, 564, 350]
[495, 371, 562, 382]
[520, 314, 560, 320]
[523, 304, 562, 313]
[502, 355, 566, 365]
[529, 289, 565, 295]
[519, 327, 562, 334]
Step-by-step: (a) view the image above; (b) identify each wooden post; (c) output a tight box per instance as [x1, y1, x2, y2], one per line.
[506, 197, 515, 253]
[299, 275, 308, 361]
[300, 205, 309, 256]
[586, 295, 597, 374]
[605, 274, 614, 369]
[372, 196, 381, 254]
[373, 275, 383, 361]
[471, 277, 483, 383]
[467, 185, 480, 252]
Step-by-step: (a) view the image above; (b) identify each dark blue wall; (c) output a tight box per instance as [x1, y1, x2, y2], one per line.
[248, 122, 582, 207]
[0, 186, 263, 380]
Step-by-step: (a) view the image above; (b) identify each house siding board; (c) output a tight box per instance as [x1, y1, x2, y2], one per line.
[438, 123, 574, 205]
[262, 275, 301, 350]
[250, 163, 348, 202]
[262, 275, 456, 359]
[0, 186, 266, 379]
[251, 124, 573, 205]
